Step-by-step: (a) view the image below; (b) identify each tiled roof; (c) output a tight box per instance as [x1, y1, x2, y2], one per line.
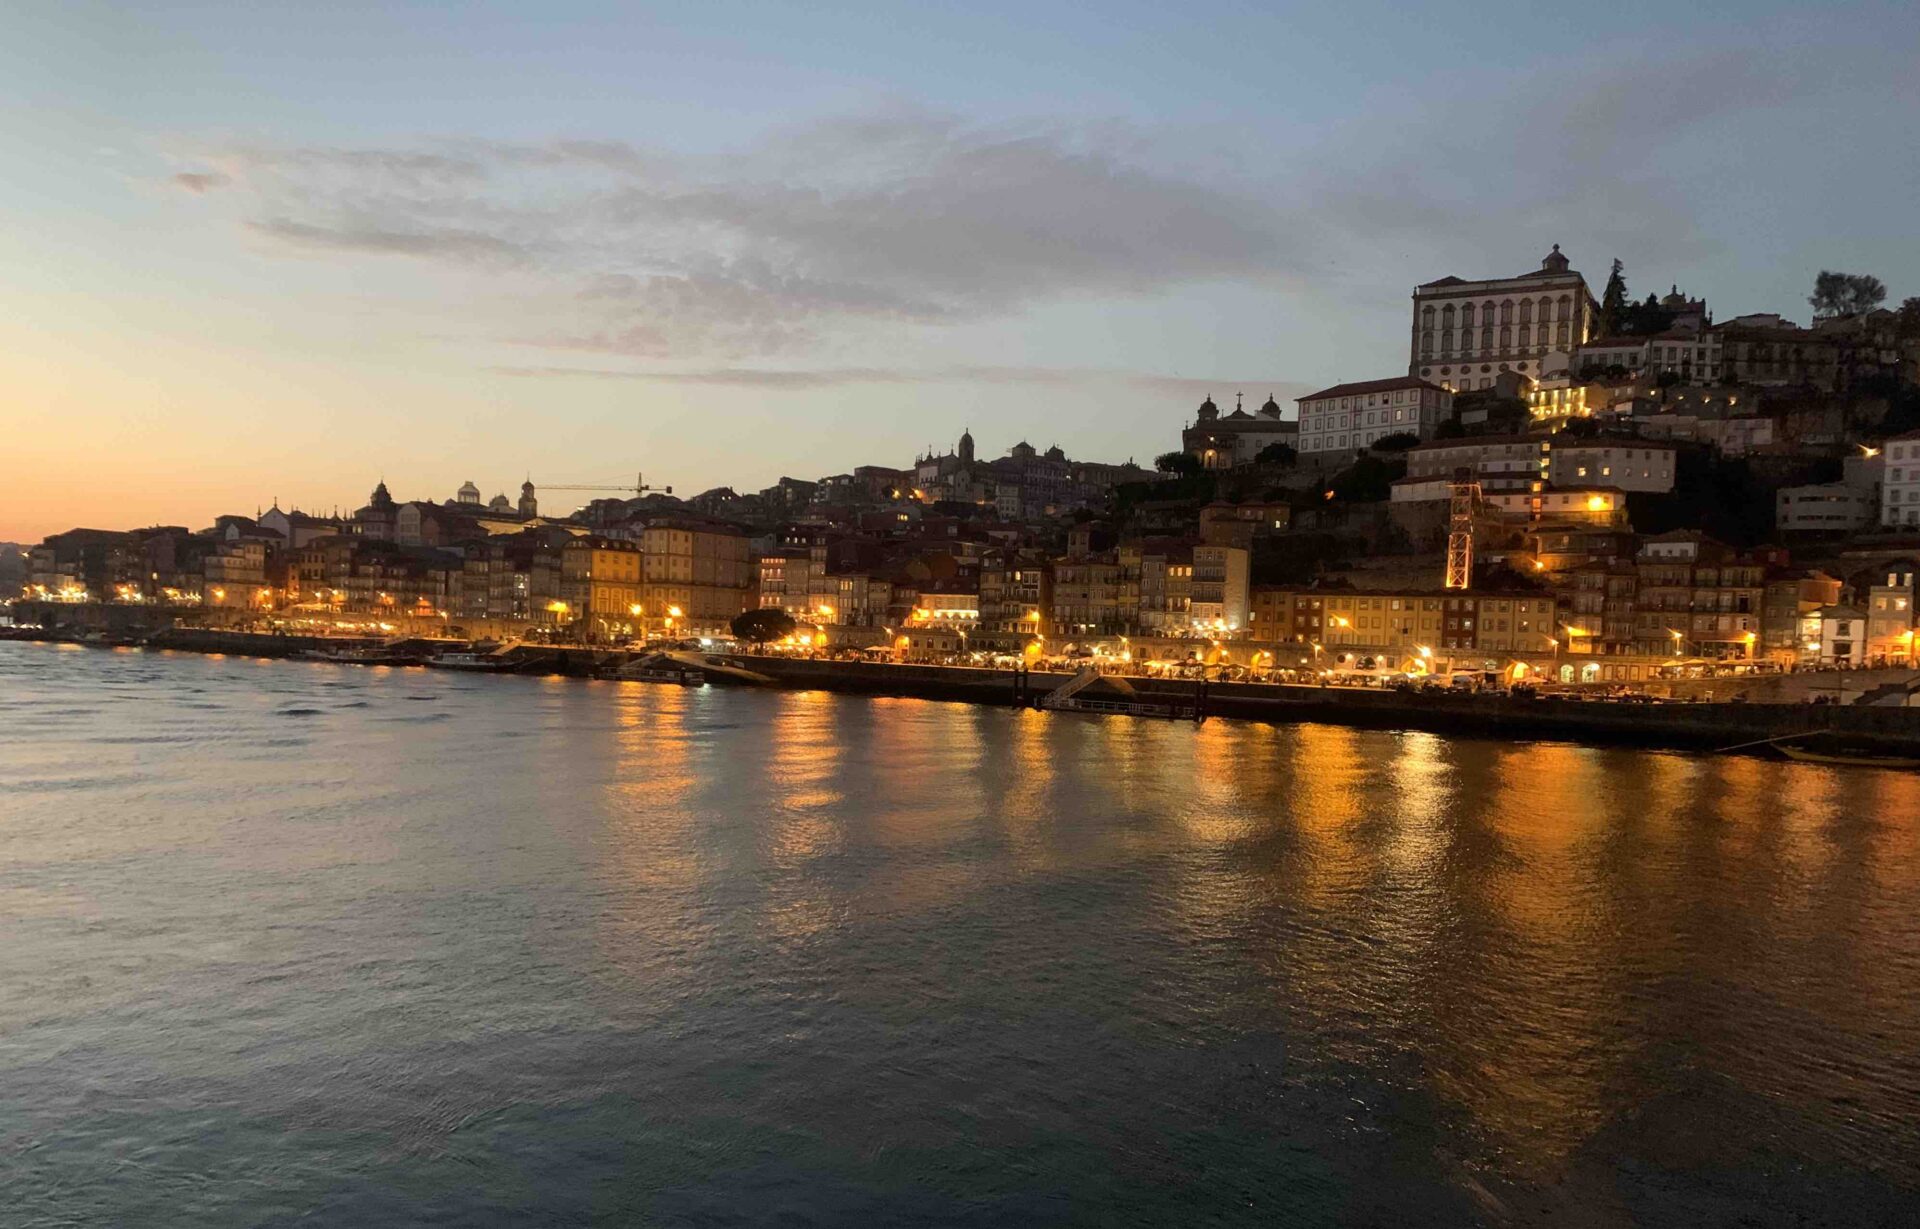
[1298, 376, 1445, 403]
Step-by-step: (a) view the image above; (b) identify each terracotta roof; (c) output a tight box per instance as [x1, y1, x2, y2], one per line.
[1297, 376, 1445, 403]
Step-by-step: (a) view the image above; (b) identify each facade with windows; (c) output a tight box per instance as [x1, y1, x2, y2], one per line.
[1866, 567, 1917, 662]
[1295, 376, 1451, 460]
[1881, 432, 1920, 527]
[1409, 244, 1599, 390]
[1545, 441, 1677, 494]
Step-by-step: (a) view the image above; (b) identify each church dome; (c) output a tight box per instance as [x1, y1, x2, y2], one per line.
[1197, 395, 1218, 421]
[488, 493, 510, 511]
[456, 480, 481, 505]
[1260, 394, 1281, 416]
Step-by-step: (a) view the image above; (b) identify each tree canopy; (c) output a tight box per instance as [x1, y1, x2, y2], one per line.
[730, 608, 796, 643]
[1155, 450, 1203, 476]
[1254, 440, 1297, 465]
[1600, 258, 1628, 335]
[1809, 270, 1887, 319]
[1368, 432, 1420, 452]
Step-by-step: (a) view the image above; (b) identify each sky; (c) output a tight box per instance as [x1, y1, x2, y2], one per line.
[3, 0, 1917, 540]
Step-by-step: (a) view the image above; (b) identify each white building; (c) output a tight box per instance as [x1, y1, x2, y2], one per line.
[1410, 245, 1600, 389]
[1882, 431, 1920, 528]
[1806, 604, 1867, 666]
[1545, 441, 1676, 493]
[1295, 377, 1451, 460]
[1777, 483, 1875, 533]
[1403, 436, 1547, 494]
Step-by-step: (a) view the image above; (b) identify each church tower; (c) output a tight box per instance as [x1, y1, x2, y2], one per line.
[518, 480, 538, 519]
[958, 428, 975, 466]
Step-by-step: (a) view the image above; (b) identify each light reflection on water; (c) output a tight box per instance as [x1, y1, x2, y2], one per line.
[1, 641, 1917, 1226]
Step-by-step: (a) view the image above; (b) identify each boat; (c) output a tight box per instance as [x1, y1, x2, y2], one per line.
[1778, 743, 1920, 769]
[425, 651, 520, 673]
[295, 646, 424, 666]
[616, 654, 704, 685]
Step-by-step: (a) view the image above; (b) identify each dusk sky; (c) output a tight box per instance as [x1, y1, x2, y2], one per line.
[4, 0, 1917, 541]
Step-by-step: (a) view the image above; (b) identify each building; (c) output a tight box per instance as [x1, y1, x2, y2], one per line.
[1631, 536, 1765, 658]
[1545, 441, 1676, 494]
[1882, 431, 1920, 528]
[1295, 377, 1451, 460]
[1409, 244, 1600, 388]
[1761, 571, 1844, 659]
[1807, 604, 1867, 666]
[624, 516, 753, 635]
[559, 536, 643, 640]
[1312, 589, 1559, 660]
[1403, 436, 1546, 494]
[1865, 565, 1917, 663]
[978, 551, 1050, 643]
[1776, 483, 1876, 534]
[1189, 544, 1250, 633]
[1127, 539, 1194, 634]
[1183, 394, 1299, 470]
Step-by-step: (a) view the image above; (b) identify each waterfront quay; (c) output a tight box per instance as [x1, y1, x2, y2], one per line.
[13, 627, 1920, 759]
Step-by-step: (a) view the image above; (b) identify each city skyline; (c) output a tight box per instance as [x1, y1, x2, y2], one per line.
[6, 1, 1919, 540]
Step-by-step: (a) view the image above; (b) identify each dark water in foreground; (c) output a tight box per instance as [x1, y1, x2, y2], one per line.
[3, 642, 1918, 1226]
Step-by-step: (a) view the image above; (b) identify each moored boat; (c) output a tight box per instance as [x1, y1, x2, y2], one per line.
[426, 651, 520, 673]
[1779, 743, 1920, 769]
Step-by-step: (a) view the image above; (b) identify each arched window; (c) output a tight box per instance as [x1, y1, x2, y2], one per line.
[1421, 331, 1434, 354]
[1539, 298, 1554, 323]
[1500, 325, 1512, 348]
[1500, 300, 1513, 324]
[1557, 323, 1570, 346]
[1460, 303, 1475, 328]
[1481, 327, 1493, 349]
[1519, 298, 1533, 324]
[1441, 329, 1453, 353]
[1421, 305, 1435, 327]
[1518, 324, 1531, 347]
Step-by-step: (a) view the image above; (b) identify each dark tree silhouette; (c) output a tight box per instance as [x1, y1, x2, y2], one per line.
[731, 608, 797, 643]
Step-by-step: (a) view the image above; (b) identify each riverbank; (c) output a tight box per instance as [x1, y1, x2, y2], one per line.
[12, 630, 1920, 759]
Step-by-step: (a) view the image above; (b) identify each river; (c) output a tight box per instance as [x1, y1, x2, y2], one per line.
[3, 640, 1918, 1225]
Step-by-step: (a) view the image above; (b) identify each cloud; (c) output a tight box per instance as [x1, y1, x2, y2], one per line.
[171, 171, 229, 194]
[490, 362, 1311, 404]
[244, 218, 531, 264]
[176, 112, 1300, 359]
[167, 43, 1901, 364]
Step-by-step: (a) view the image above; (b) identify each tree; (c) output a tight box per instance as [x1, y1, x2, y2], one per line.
[1600, 258, 1628, 335]
[1809, 270, 1887, 319]
[1369, 431, 1421, 452]
[1155, 450, 1202, 476]
[1254, 441, 1297, 465]
[1894, 296, 1920, 339]
[731, 608, 796, 643]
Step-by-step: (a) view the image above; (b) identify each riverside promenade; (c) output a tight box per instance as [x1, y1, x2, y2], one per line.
[13, 626, 1917, 759]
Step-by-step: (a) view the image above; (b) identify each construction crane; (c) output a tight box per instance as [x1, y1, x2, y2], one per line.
[1444, 468, 1481, 591]
[538, 473, 673, 497]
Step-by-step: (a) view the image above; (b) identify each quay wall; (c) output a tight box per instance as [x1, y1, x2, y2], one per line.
[727, 656, 1920, 753]
[11, 626, 1920, 754]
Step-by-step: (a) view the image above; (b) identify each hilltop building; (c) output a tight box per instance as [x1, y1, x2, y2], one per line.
[1410, 244, 1600, 390]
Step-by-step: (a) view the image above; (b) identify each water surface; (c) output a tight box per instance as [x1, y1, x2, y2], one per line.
[3, 641, 1918, 1225]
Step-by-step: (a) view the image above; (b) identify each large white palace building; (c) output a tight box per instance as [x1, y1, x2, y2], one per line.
[1409, 245, 1600, 391]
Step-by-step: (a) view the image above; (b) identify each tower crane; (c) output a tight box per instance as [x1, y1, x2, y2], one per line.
[538, 473, 674, 497]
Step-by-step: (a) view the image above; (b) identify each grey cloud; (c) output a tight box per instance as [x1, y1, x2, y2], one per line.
[171, 171, 229, 194]
[183, 115, 1298, 358]
[246, 219, 530, 264]
[175, 45, 1880, 362]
